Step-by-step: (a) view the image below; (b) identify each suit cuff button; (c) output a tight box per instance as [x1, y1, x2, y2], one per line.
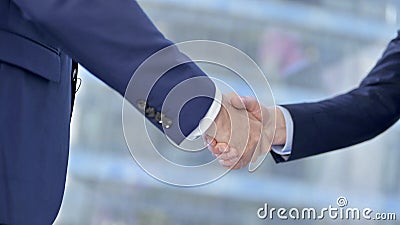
[145, 107, 156, 118]
[136, 100, 147, 113]
[162, 117, 173, 129]
[155, 112, 165, 124]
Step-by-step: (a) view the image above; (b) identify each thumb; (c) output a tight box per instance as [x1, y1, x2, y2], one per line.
[231, 96, 262, 121]
[230, 95, 247, 110]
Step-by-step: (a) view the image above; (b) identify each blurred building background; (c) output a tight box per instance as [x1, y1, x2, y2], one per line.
[55, 0, 400, 224]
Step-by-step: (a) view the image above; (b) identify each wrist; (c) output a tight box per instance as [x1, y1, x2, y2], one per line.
[273, 107, 286, 145]
[206, 95, 230, 140]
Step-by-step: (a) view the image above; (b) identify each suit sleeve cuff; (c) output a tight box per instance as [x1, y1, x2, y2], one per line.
[271, 106, 294, 160]
[186, 88, 222, 140]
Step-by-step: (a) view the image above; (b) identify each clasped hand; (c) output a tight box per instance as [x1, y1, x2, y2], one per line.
[203, 93, 285, 169]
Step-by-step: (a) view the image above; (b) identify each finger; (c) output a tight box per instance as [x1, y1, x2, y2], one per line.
[218, 145, 241, 161]
[231, 95, 263, 122]
[204, 135, 217, 147]
[205, 136, 219, 155]
[229, 147, 240, 158]
[242, 96, 263, 121]
[230, 95, 246, 110]
[213, 143, 229, 155]
[205, 140, 217, 148]
[218, 149, 240, 160]
[208, 145, 219, 156]
[242, 96, 258, 111]
[225, 156, 240, 165]
[218, 157, 239, 168]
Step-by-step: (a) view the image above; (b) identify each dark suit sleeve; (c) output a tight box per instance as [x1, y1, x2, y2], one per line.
[11, 0, 215, 144]
[272, 32, 400, 162]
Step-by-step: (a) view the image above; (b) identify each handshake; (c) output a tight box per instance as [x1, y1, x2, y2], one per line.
[202, 92, 287, 170]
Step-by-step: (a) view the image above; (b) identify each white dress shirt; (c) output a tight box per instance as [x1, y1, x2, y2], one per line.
[271, 106, 293, 160]
[187, 88, 222, 140]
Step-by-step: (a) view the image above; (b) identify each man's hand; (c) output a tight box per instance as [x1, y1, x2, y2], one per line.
[206, 95, 287, 169]
[204, 93, 263, 169]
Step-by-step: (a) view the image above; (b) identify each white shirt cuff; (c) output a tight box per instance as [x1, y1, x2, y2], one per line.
[186, 88, 222, 140]
[271, 106, 294, 158]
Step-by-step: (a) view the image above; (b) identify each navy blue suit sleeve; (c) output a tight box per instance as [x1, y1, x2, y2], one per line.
[277, 32, 400, 162]
[11, 0, 215, 144]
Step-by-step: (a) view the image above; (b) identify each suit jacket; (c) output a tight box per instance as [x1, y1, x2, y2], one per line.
[272, 32, 400, 163]
[0, 0, 215, 224]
